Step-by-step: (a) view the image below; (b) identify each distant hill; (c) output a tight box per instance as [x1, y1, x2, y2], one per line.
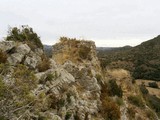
[98, 35, 160, 81]
[43, 45, 52, 57]
[97, 45, 132, 56]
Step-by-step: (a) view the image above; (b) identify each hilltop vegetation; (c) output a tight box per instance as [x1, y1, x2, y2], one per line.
[6, 26, 43, 50]
[52, 37, 96, 64]
[98, 35, 160, 81]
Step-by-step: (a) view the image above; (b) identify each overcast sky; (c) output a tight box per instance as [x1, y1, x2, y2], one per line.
[0, 0, 160, 47]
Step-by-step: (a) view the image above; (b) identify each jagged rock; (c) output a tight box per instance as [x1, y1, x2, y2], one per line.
[59, 107, 67, 120]
[7, 44, 31, 65]
[24, 51, 42, 69]
[35, 68, 75, 95]
[52, 40, 103, 119]
[50, 59, 58, 69]
[7, 53, 24, 65]
[15, 44, 31, 55]
[0, 41, 16, 52]
[24, 56, 38, 69]
[63, 61, 81, 79]
[34, 48, 43, 56]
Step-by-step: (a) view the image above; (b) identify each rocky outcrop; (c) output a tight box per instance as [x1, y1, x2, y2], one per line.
[50, 39, 103, 119]
[0, 39, 159, 120]
[52, 38, 101, 71]
[7, 44, 31, 65]
[0, 41, 43, 68]
[0, 41, 16, 52]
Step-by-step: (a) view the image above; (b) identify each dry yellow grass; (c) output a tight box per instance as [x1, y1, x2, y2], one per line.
[136, 79, 160, 98]
[136, 79, 160, 86]
[106, 69, 131, 80]
[146, 87, 160, 98]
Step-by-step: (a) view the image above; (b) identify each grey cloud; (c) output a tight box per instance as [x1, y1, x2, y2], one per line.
[0, 0, 160, 46]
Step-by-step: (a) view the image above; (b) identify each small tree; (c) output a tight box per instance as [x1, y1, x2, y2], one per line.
[108, 80, 123, 98]
[37, 54, 51, 72]
[148, 82, 159, 88]
[140, 84, 149, 95]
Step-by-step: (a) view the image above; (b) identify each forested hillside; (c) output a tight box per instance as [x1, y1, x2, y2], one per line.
[98, 35, 160, 81]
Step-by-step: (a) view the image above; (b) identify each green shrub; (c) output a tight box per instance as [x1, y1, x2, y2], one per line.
[132, 79, 136, 84]
[78, 45, 91, 60]
[37, 55, 51, 72]
[0, 63, 11, 75]
[0, 77, 6, 98]
[66, 93, 72, 104]
[0, 116, 7, 120]
[57, 98, 65, 108]
[128, 95, 144, 108]
[12, 64, 37, 96]
[99, 59, 108, 69]
[6, 26, 43, 50]
[140, 84, 149, 95]
[74, 114, 80, 120]
[65, 112, 72, 120]
[116, 97, 124, 106]
[38, 116, 47, 120]
[95, 74, 102, 83]
[108, 80, 123, 98]
[101, 97, 120, 120]
[46, 73, 54, 81]
[0, 50, 7, 63]
[148, 82, 159, 88]
[39, 71, 58, 84]
[147, 95, 160, 113]
[0, 64, 37, 119]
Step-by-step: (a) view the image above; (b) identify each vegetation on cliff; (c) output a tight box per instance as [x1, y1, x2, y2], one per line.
[52, 37, 95, 64]
[6, 25, 43, 50]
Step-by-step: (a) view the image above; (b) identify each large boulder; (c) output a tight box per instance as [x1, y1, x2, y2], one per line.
[7, 53, 24, 65]
[15, 44, 31, 54]
[0, 41, 16, 52]
[7, 44, 31, 65]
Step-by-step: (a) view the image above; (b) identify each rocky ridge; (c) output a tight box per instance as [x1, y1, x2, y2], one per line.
[0, 38, 159, 120]
[0, 39, 103, 120]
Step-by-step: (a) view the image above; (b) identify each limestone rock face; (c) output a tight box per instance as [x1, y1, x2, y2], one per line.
[35, 68, 75, 94]
[51, 39, 103, 119]
[15, 44, 31, 55]
[0, 41, 16, 52]
[24, 51, 42, 69]
[2, 41, 43, 68]
[7, 53, 24, 65]
[7, 44, 31, 65]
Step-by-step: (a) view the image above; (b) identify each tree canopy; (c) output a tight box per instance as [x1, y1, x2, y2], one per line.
[6, 25, 43, 49]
